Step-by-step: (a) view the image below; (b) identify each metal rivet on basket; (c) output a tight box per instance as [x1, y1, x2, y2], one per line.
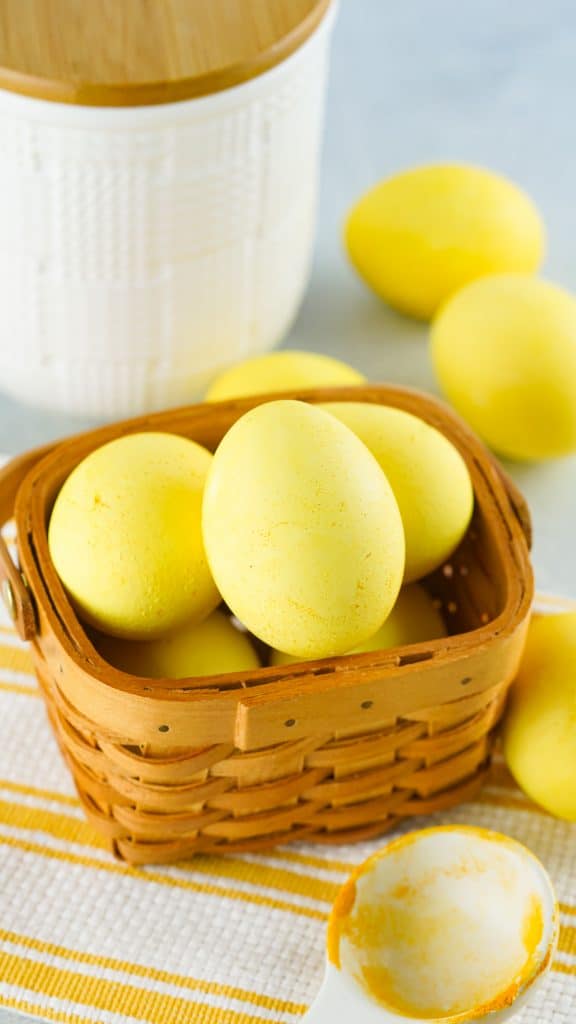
[284, 718, 296, 728]
[361, 700, 373, 710]
[1, 579, 15, 621]
[158, 724, 170, 733]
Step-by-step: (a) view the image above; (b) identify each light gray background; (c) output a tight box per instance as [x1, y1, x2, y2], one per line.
[1, 2, 575, 1020]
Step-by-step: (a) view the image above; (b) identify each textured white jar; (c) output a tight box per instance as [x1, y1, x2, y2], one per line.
[0, 7, 335, 417]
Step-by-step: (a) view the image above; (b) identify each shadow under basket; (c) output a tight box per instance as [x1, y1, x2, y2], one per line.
[0, 385, 533, 864]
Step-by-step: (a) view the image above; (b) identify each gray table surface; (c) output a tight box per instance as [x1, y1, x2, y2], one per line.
[1, 1, 576, 1021]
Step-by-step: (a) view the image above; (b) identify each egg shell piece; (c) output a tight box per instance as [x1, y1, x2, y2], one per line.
[202, 400, 405, 659]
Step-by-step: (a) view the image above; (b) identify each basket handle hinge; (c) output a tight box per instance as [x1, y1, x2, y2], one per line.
[0, 444, 56, 642]
[0, 553, 37, 641]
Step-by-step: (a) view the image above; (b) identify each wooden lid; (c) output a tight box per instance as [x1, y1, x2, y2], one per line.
[0, 0, 332, 107]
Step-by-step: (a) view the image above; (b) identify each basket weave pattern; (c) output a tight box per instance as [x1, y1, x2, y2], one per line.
[0, 386, 533, 864]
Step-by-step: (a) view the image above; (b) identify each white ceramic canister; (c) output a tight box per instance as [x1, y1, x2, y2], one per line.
[0, 0, 335, 417]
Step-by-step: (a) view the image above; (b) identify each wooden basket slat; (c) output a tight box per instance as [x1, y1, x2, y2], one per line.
[304, 759, 423, 805]
[112, 805, 231, 840]
[401, 698, 505, 764]
[202, 800, 327, 840]
[403, 681, 505, 726]
[208, 768, 329, 814]
[97, 740, 236, 785]
[398, 772, 489, 817]
[306, 790, 413, 831]
[113, 825, 322, 865]
[399, 738, 490, 797]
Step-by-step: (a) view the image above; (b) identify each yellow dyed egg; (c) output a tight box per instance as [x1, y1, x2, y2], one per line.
[205, 349, 365, 401]
[270, 583, 446, 664]
[95, 610, 260, 679]
[202, 400, 405, 659]
[432, 274, 576, 460]
[49, 432, 220, 640]
[503, 612, 576, 820]
[345, 164, 544, 320]
[322, 402, 474, 582]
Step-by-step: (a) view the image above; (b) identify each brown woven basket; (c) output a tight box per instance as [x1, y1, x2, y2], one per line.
[0, 385, 533, 864]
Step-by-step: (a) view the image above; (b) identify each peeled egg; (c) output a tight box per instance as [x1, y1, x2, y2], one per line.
[345, 164, 544, 319]
[322, 402, 474, 582]
[205, 349, 365, 401]
[95, 609, 260, 679]
[48, 432, 220, 639]
[270, 583, 446, 664]
[202, 400, 405, 659]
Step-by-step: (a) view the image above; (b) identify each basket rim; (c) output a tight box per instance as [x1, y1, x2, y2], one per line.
[15, 384, 533, 706]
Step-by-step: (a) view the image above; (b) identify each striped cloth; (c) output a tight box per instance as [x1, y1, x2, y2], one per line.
[0, 536, 575, 1024]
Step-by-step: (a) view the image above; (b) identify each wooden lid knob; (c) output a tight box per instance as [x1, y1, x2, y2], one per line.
[0, 0, 332, 107]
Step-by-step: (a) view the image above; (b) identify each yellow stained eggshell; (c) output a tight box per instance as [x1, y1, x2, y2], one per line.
[432, 273, 576, 460]
[270, 583, 446, 664]
[345, 164, 544, 320]
[322, 402, 474, 582]
[95, 609, 260, 679]
[202, 400, 405, 659]
[205, 349, 365, 401]
[503, 612, 576, 821]
[48, 432, 220, 640]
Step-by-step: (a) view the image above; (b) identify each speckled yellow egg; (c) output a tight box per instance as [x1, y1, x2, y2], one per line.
[432, 273, 576, 460]
[322, 402, 474, 582]
[205, 350, 365, 401]
[202, 400, 405, 659]
[345, 164, 544, 320]
[95, 609, 260, 679]
[270, 583, 446, 664]
[48, 432, 220, 639]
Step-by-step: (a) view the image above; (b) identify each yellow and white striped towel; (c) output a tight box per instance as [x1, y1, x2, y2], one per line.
[0, 547, 574, 1024]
